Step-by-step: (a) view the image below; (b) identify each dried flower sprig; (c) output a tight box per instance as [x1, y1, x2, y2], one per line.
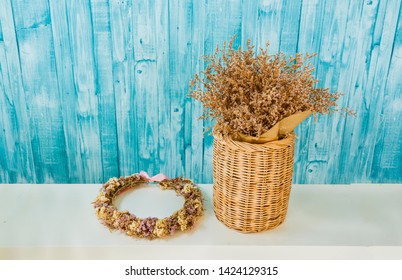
[189, 36, 355, 138]
[93, 174, 203, 239]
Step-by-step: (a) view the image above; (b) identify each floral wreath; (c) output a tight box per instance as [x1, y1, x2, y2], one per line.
[93, 171, 203, 239]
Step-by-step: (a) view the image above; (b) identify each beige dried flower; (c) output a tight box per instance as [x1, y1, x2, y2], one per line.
[189, 36, 355, 138]
[154, 219, 169, 238]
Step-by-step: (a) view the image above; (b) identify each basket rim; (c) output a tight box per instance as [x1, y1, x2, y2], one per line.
[213, 132, 296, 152]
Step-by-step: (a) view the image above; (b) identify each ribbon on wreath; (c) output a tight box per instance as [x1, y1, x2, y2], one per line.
[139, 171, 169, 182]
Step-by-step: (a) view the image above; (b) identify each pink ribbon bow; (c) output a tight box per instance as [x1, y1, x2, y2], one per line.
[139, 171, 168, 182]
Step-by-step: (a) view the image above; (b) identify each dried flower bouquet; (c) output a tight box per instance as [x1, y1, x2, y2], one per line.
[189, 37, 354, 142]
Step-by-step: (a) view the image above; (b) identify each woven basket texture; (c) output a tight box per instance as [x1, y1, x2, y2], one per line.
[212, 132, 296, 233]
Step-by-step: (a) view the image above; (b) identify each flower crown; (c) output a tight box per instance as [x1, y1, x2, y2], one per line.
[93, 172, 204, 239]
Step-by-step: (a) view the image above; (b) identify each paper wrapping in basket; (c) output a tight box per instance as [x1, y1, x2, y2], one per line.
[237, 111, 312, 144]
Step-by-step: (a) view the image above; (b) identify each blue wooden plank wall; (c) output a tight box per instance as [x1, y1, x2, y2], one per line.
[0, 0, 401, 184]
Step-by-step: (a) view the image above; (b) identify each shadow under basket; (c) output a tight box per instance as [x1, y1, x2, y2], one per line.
[212, 132, 296, 233]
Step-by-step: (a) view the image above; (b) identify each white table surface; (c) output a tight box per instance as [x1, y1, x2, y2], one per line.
[0, 183, 401, 260]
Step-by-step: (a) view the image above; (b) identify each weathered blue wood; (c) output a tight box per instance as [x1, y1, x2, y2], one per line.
[241, 0, 259, 48]
[0, 0, 401, 184]
[329, 0, 367, 184]
[153, 0, 171, 177]
[305, 0, 351, 184]
[109, 0, 139, 176]
[334, 0, 382, 183]
[65, 0, 103, 183]
[340, 0, 400, 183]
[188, 0, 206, 183]
[256, 0, 283, 53]
[0, 0, 36, 183]
[293, 0, 327, 184]
[49, 0, 83, 183]
[166, 0, 188, 177]
[0, 41, 12, 182]
[10, 0, 69, 183]
[366, 0, 402, 183]
[279, 0, 302, 55]
[371, 2, 402, 182]
[0, 19, 3, 41]
[90, 0, 119, 181]
[132, 0, 160, 174]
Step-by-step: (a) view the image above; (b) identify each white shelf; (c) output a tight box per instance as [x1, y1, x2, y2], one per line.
[0, 183, 401, 259]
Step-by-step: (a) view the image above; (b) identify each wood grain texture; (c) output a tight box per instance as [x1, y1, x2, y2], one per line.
[91, 0, 119, 182]
[0, 0, 36, 183]
[0, 0, 401, 184]
[109, 0, 138, 178]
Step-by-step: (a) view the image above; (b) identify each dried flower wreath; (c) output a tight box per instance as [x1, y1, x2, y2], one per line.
[93, 173, 203, 239]
[189, 36, 355, 138]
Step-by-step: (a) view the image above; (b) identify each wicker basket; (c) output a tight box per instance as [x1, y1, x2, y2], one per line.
[212, 132, 296, 233]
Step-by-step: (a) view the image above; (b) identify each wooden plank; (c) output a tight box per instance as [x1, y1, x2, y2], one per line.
[293, 0, 327, 184]
[154, 0, 172, 177]
[368, 0, 402, 183]
[131, 0, 160, 174]
[48, 0, 83, 183]
[334, 0, 382, 183]
[327, 0, 367, 184]
[109, 0, 139, 176]
[0, 0, 36, 183]
[340, 0, 400, 183]
[110, 0, 139, 175]
[0, 41, 15, 182]
[90, 0, 119, 181]
[371, 2, 402, 182]
[279, 0, 302, 55]
[0, 19, 3, 41]
[0, 25, 15, 182]
[167, 0, 192, 178]
[304, 0, 350, 184]
[240, 0, 259, 48]
[242, 0, 302, 54]
[303, 0, 336, 184]
[255, 0, 283, 53]
[65, 0, 102, 183]
[9, 0, 50, 29]
[11, 0, 69, 183]
[189, 0, 206, 183]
